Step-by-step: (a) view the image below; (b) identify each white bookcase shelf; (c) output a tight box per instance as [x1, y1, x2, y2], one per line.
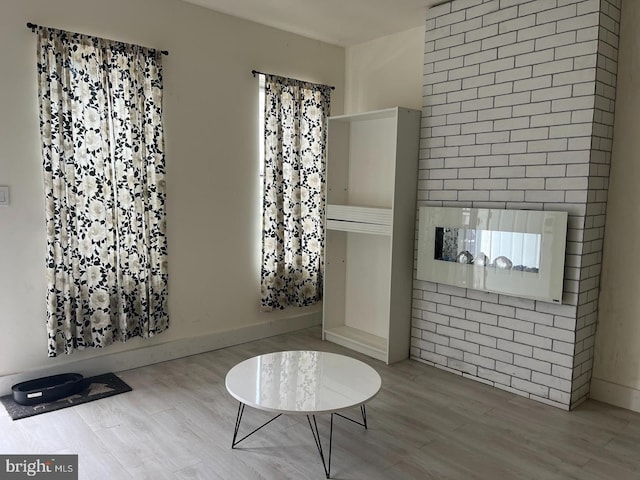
[322, 107, 420, 364]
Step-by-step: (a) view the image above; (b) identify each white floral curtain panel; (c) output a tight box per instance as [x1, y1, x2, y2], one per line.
[261, 75, 331, 310]
[37, 27, 169, 356]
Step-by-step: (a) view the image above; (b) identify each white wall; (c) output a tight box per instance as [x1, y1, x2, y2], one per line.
[591, 0, 640, 412]
[344, 26, 424, 114]
[0, 0, 344, 391]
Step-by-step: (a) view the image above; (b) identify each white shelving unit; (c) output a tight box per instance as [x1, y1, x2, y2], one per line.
[322, 107, 421, 364]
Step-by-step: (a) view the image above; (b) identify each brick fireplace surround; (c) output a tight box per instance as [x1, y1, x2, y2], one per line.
[411, 0, 620, 409]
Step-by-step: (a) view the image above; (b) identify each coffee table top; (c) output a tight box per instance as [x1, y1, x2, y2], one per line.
[225, 351, 382, 415]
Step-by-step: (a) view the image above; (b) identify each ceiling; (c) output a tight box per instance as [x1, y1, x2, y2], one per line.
[181, 0, 441, 46]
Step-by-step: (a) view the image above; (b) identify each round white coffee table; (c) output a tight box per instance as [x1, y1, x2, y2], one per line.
[225, 350, 382, 478]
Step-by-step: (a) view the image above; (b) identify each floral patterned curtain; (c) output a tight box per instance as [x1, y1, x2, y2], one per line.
[37, 27, 169, 356]
[261, 75, 331, 311]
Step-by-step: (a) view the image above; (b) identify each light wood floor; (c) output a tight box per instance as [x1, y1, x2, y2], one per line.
[1, 326, 639, 479]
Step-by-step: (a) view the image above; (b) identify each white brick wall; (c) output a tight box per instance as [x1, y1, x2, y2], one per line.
[413, 0, 619, 410]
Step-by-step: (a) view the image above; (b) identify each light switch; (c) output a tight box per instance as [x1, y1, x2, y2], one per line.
[0, 186, 9, 206]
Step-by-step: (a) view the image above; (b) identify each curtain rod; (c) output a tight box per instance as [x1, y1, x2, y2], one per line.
[26, 22, 169, 55]
[251, 69, 335, 90]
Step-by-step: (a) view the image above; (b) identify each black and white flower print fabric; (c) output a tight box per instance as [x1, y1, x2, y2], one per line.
[37, 27, 169, 356]
[261, 75, 331, 311]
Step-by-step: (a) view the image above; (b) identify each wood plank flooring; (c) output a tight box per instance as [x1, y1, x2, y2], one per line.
[1, 326, 639, 479]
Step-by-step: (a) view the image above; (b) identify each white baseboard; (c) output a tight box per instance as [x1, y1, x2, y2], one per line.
[590, 377, 640, 413]
[0, 312, 321, 395]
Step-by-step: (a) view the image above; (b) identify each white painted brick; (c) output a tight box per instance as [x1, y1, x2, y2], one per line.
[420, 350, 447, 365]
[435, 344, 464, 360]
[533, 58, 574, 77]
[474, 178, 506, 190]
[513, 75, 552, 92]
[537, 31, 577, 51]
[552, 364, 573, 381]
[526, 165, 566, 177]
[536, 4, 577, 24]
[553, 68, 596, 87]
[514, 331, 552, 349]
[549, 388, 571, 405]
[533, 347, 574, 368]
[550, 124, 593, 139]
[577, 0, 600, 15]
[479, 82, 513, 98]
[464, 48, 498, 66]
[432, 79, 462, 94]
[499, 40, 535, 59]
[450, 41, 483, 60]
[450, 317, 480, 332]
[556, 12, 599, 34]
[492, 142, 528, 155]
[460, 144, 491, 156]
[463, 73, 496, 89]
[478, 106, 513, 121]
[452, 17, 483, 36]
[477, 131, 509, 144]
[476, 155, 509, 167]
[458, 166, 490, 178]
[427, 25, 453, 42]
[445, 134, 477, 146]
[496, 361, 531, 380]
[467, 24, 500, 43]
[497, 338, 533, 356]
[535, 324, 576, 343]
[451, 338, 481, 355]
[508, 178, 545, 191]
[463, 352, 496, 370]
[495, 91, 532, 107]
[498, 316, 534, 333]
[462, 97, 494, 112]
[449, 64, 481, 80]
[452, 296, 482, 311]
[532, 372, 572, 392]
[514, 353, 552, 374]
[496, 66, 533, 83]
[552, 339, 575, 355]
[435, 56, 465, 73]
[480, 57, 516, 74]
[556, 40, 599, 60]
[480, 324, 516, 340]
[577, 25, 599, 43]
[511, 127, 549, 142]
[530, 85, 573, 102]
[447, 358, 478, 375]
[435, 33, 466, 51]
[491, 166, 526, 178]
[462, 121, 494, 134]
[482, 32, 517, 50]
[426, 1, 450, 19]
[530, 112, 572, 127]
[465, 0, 499, 20]
[552, 96, 596, 112]
[480, 345, 513, 363]
[478, 367, 511, 385]
[435, 9, 466, 28]
[447, 111, 478, 124]
[508, 153, 548, 166]
[499, 14, 536, 34]
[517, 22, 556, 43]
[496, 117, 532, 132]
[515, 49, 554, 67]
[527, 138, 568, 153]
[511, 377, 549, 397]
[513, 101, 551, 117]
[515, 309, 553, 325]
[519, 0, 556, 17]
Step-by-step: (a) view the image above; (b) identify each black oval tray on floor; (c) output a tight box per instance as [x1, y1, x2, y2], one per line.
[11, 373, 85, 406]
